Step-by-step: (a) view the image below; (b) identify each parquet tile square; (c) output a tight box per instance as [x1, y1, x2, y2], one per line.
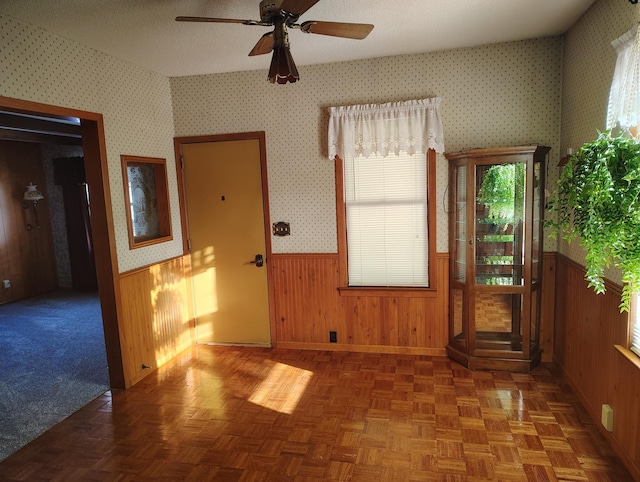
[0, 346, 635, 481]
[458, 405, 483, 421]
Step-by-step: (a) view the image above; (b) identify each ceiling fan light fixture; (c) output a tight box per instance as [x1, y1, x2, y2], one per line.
[177, 0, 373, 85]
[268, 45, 299, 84]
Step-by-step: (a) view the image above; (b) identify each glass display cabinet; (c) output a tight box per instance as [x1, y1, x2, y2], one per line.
[445, 145, 549, 372]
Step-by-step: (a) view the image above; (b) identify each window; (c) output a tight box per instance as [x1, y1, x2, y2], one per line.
[607, 27, 640, 358]
[607, 25, 640, 130]
[328, 98, 444, 291]
[631, 294, 640, 357]
[340, 151, 434, 287]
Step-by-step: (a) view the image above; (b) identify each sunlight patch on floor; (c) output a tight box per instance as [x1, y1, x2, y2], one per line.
[248, 362, 313, 414]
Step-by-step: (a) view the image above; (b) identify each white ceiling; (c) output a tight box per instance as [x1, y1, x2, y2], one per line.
[0, 0, 596, 78]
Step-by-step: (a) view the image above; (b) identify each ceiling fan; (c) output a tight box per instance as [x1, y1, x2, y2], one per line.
[176, 0, 374, 84]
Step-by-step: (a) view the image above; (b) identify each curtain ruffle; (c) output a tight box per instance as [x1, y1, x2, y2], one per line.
[328, 98, 445, 160]
[607, 25, 640, 129]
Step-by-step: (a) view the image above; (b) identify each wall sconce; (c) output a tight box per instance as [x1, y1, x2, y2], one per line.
[558, 147, 573, 167]
[23, 182, 44, 231]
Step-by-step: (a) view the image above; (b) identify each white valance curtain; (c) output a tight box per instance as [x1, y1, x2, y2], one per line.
[327, 98, 445, 160]
[607, 25, 640, 129]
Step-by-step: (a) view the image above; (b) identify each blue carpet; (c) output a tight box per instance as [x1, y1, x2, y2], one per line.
[0, 290, 109, 461]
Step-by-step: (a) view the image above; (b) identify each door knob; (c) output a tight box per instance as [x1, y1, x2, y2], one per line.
[250, 254, 264, 267]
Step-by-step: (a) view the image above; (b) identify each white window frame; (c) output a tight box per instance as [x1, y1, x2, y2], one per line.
[607, 26, 640, 357]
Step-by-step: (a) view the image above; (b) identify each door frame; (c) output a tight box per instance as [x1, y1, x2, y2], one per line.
[0, 95, 126, 388]
[173, 132, 277, 347]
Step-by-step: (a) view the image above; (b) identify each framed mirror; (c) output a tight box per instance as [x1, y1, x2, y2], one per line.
[121, 154, 172, 249]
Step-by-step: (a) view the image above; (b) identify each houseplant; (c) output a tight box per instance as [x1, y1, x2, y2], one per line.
[546, 131, 640, 311]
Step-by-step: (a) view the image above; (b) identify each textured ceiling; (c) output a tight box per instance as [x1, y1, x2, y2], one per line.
[0, 0, 596, 78]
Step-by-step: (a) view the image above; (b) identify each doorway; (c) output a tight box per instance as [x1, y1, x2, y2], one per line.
[0, 95, 125, 388]
[175, 132, 275, 346]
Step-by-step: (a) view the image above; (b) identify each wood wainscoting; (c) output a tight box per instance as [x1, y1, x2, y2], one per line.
[553, 254, 640, 480]
[271, 252, 449, 355]
[540, 252, 556, 363]
[0, 140, 57, 304]
[114, 251, 557, 386]
[271, 252, 556, 358]
[118, 255, 194, 387]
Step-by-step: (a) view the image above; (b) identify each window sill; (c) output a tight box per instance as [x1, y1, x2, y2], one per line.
[338, 286, 437, 298]
[614, 344, 640, 371]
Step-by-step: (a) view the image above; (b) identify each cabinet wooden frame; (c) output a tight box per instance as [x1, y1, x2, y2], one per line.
[445, 145, 550, 372]
[121, 154, 172, 249]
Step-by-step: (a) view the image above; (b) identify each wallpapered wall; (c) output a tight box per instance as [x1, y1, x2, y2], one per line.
[171, 37, 563, 254]
[1, 12, 565, 269]
[560, 0, 640, 285]
[0, 14, 182, 273]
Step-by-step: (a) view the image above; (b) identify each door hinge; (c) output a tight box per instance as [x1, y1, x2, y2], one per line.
[187, 239, 191, 252]
[180, 155, 184, 169]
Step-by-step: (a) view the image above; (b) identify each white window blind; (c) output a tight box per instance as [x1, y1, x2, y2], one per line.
[631, 293, 640, 357]
[344, 152, 428, 287]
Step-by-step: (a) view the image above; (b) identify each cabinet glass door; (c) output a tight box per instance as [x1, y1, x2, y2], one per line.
[474, 292, 523, 351]
[453, 166, 467, 283]
[451, 165, 468, 347]
[475, 163, 526, 286]
[532, 161, 542, 283]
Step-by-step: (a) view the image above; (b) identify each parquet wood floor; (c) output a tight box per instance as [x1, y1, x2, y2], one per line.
[0, 346, 633, 481]
[474, 293, 513, 333]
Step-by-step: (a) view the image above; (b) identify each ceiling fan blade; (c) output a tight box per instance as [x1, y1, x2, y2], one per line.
[249, 32, 274, 56]
[299, 21, 374, 39]
[280, 0, 321, 17]
[175, 16, 256, 25]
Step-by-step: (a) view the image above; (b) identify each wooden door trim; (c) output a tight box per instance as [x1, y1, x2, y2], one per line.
[173, 132, 276, 347]
[0, 95, 126, 389]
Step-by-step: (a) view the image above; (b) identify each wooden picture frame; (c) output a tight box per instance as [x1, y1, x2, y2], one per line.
[121, 155, 172, 249]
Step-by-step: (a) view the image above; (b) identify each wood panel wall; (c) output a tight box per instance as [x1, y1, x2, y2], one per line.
[554, 254, 640, 480]
[114, 250, 556, 387]
[271, 253, 449, 354]
[540, 252, 556, 362]
[118, 255, 194, 387]
[0, 140, 57, 304]
[271, 252, 557, 358]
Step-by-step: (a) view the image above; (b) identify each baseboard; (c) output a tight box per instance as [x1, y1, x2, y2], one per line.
[196, 341, 272, 348]
[553, 355, 640, 482]
[276, 341, 447, 356]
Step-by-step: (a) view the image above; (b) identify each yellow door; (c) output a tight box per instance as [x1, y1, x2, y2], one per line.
[182, 139, 271, 345]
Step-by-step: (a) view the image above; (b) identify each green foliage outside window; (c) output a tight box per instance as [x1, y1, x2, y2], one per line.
[477, 163, 525, 223]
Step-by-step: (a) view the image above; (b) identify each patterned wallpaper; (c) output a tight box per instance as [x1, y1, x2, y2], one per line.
[171, 37, 563, 254]
[0, 14, 182, 273]
[560, 0, 640, 285]
[1, 12, 565, 268]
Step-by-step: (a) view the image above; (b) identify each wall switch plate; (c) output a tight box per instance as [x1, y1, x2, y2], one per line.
[2, 280, 10, 289]
[329, 331, 337, 343]
[601, 404, 614, 432]
[272, 221, 291, 236]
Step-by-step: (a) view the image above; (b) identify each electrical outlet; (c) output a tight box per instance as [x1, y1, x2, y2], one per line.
[329, 331, 337, 343]
[601, 404, 614, 432]
[2, 280, 10, 289]
[273, 221, 291, 236]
